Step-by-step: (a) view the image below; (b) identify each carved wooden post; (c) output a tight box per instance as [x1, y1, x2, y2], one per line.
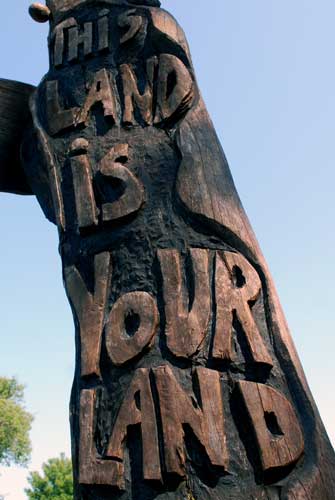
[1, 1, 335, 498]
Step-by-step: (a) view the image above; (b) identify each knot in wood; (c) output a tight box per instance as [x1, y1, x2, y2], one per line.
[29, 3, 51, 23]
[69, 138, 89, 156]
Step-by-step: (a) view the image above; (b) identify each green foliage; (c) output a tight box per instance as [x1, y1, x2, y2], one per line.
[0, 377, 33, 466]
[25, 453, 73, 500]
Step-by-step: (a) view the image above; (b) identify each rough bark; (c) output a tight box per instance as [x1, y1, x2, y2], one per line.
[0, 79, 34, 194]
[1, 1, 335, 499]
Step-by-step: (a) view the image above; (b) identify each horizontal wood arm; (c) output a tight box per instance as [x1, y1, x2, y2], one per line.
[0, 79, 35, 195]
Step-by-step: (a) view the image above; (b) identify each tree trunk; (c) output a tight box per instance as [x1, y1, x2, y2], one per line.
[15, 1, 335, 499]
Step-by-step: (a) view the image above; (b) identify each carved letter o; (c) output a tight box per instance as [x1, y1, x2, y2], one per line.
[105, 292, 159, 366]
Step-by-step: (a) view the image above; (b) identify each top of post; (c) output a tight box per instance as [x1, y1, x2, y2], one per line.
[29, 0, 161, 23]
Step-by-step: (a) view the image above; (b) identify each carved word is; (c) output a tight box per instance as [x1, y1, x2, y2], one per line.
[65, 249, 273, 379]
[68, 141, 145, 231]
[79, 366, 304, 489]
[46, 54, 194, 135]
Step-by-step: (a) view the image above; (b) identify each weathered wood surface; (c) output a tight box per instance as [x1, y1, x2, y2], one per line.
[0, 79, 34, 194]
[0, 0, 334, 499]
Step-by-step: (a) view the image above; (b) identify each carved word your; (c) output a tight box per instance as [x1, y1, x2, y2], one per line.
[65, 249, 274, 380]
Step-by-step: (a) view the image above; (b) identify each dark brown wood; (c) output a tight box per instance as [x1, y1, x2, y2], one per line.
[237, 380, 304, 478]
[1, 1, 335, 499]
[105, 291, 159, 366]
[118, 10, 145, 45]
[0, 79, 34, 194]
[46, 80, 81, 135]
[154, 365, 229, 478]
[158, 248, 211, 359]
[29, 3, 51, 23]
[106, 368, 161, 483]
[98, 144, 145, 222]
[53, 19, 78, 67]
[68, 22, 93, 62]
[79, 388, 124, 488]
[69, 139, 98, 230]
[213, 251, 273, 367]
[64, 252, 111, 378]
[97, 15, 109, 52]
[78, 69, 118, 127]
[120, 61, 154, 126]
[154, 54, 194, 125]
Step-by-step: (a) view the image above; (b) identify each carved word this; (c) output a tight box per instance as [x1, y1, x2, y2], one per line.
[46, 54, 194, 135]
[79, 366, 304, 488]
[51, 10, 146, 67]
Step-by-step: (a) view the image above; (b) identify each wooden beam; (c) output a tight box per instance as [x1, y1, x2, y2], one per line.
[0, 79, 35, 195]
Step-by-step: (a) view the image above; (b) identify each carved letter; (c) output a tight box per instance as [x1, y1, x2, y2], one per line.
[118, 10, 143, 45]
[68, 22, 93, 62]
[237, 381, 304, 478]
[98, 15, 109, 52]
[213, 251, 273, 367]
[79, 389, 124, 489]
[154, 365, 228, 477]
[105, 292, 159, 366]
[107, 368, 162, 482]
[120, 58, 156, 126]
[79, 69, 118, 126]
[154, 54, 194, 125]
[158, 248, 211, 359]
[69, 138, 98, 230]
[98, 144, 145, 222]
[52, 18, 77, 67]
[46, 80, 80, 135]
[64, 252, 111, 378]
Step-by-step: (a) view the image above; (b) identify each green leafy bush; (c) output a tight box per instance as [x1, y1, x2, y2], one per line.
[25, 453, 73, 500]
[0, 377, 33, 466]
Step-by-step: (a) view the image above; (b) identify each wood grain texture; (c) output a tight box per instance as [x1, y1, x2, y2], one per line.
[154, 365, 228, 478]
[29, 3, 51, 23]
[45, 0, 161, 24]
[64, 253, 112, 378]
[3, 2, 334, 499]
[158, 248, 211, 359]
[0, 79, 34, 194]
[70, 151, 99, 230]
[237, 380, 304, 479]
[105, 291, 159, 366]
[106, 368, 161, 482]
[79, 388, 124, 488]
[121, 61, 153, 126]
[99, 144, 145, 222]
[213, 251, 273, 367]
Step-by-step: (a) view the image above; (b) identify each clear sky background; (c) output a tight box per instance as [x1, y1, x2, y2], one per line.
[0, 1, 334, 498]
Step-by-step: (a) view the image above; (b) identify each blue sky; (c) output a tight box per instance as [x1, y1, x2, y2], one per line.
[1, 1, 335, 498]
